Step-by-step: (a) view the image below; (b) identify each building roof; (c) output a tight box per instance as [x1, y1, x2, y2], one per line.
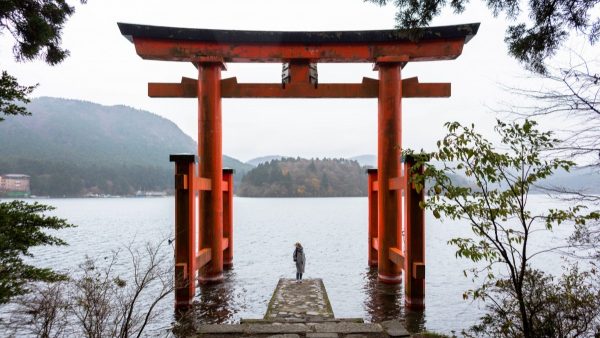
[2, 174, 30, 179]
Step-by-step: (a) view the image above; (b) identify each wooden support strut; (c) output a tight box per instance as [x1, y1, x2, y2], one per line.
[403, 158, 426, 309]
[367, 169, 378, 266]
[222, 168, 234, 266]
[170, 154, 197, 310]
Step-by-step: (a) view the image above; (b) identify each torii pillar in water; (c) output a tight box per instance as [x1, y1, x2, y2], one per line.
[118, 22, 479, 310]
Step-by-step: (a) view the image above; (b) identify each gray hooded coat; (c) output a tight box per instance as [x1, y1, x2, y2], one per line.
[293, 246, 305, 273]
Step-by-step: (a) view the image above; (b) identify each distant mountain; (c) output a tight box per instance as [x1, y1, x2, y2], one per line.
[223, 157, 254, 178]
[246, 155, 284, 167]
[350, 154, 376, 168]
[238, 157, 367, 197]
[534, 166, 600, 193]
[0, 97, 251, 196]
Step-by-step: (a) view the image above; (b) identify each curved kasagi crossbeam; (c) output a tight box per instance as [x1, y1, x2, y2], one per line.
[118, 23, 479, 63]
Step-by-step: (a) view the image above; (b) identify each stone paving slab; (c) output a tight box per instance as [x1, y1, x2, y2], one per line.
[248, 323, 309, 334]
[313, 323, 383, 334]
[380, 320, 411, 337]
[197, 324, 247, 334]
[265, 279, 334, 321]
[242, 318, 364, 325]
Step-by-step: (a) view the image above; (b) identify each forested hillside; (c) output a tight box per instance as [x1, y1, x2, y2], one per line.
[238, 157, 368, 197]
[0, 97, 252, 196]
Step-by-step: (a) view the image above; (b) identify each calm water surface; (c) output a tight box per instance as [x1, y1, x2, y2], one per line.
[3, 196, 574, 335]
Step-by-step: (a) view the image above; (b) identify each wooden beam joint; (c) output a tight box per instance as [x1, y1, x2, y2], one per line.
[196, 248, 212, 269]
[193, 177, 212, 191]
[389, 247, 405, 267]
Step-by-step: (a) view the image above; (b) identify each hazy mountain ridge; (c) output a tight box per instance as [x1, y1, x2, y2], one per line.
[0, 97, 251, 196]
[246, 155, 283, 167]
[350, 154, 376, 168]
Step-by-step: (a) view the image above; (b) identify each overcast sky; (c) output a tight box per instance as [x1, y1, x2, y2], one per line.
[1, 0, 592, 162]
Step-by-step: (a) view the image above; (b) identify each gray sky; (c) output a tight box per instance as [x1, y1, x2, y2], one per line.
[1, 0, 585, 162]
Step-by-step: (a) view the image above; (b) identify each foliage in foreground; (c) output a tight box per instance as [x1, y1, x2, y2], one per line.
[465, 267, 600, 337]
[3, 241, 174, 338]
[0, 201, 74, 304]
[1, 0, 87, 120]
[407, 119, 600, 336]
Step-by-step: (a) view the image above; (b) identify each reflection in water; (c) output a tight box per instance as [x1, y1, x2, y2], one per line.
[191, 268, 242, 324]
[362, 267, 425, 333]
[173, 267, 247, 336]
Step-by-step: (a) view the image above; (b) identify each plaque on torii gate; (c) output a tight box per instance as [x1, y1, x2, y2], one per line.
[118, 22, 479, 310]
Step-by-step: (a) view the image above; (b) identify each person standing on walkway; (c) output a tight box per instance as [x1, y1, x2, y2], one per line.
[293, 242, 305, 282]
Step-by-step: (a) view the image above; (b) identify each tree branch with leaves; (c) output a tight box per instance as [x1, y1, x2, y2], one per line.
[0, 201, 74, 304]
[408, 119, 600, 336]
[365, 0, 599, 73]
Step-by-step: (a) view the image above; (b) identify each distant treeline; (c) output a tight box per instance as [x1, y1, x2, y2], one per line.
[238, 157, 368, 197]
[0, 159, 171, 197]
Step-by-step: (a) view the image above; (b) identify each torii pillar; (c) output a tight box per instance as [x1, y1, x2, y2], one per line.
[197, 60, 225, 282]
[376, 59, 404, 284]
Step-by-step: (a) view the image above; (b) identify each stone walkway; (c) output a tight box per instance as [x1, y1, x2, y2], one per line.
[195, 278, 411, 337]
[264, 279, 334, 321]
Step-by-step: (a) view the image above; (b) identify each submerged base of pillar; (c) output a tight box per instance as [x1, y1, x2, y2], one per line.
[377, 273, 402, 284]
[405, 296, 425, 310]
[368, 260, 378, 267]
[198, 273, 224, 283]
[175, 299, 194, 311]
[223, 259, 233, 268]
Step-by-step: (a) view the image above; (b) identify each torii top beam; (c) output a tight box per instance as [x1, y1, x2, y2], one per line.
[117, 23, 479, 63]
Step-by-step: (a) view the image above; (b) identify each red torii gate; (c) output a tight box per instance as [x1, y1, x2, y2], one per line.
[118, 22, 479, 311]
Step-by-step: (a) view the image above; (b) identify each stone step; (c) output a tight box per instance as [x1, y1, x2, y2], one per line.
[241, 318, 365, 324]
[196, 319, 410, 337]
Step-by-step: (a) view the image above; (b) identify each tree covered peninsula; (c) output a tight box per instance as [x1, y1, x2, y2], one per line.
[238, 157, 368, 197]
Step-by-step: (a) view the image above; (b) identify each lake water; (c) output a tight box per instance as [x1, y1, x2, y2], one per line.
[1, 195, 577, 335]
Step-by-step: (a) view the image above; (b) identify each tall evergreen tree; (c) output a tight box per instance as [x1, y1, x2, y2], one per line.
[366, 0, 599, 73]
[0, 0, 85, 303]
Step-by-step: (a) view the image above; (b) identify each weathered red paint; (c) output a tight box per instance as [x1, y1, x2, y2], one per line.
[132, 38, 466, 63]
[223, 169, 234, 266]
[404, 159, 426, 309]
[197, 62, 224, 283]
[367, 169, 378, 267]
[377, 62, 403, 284]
